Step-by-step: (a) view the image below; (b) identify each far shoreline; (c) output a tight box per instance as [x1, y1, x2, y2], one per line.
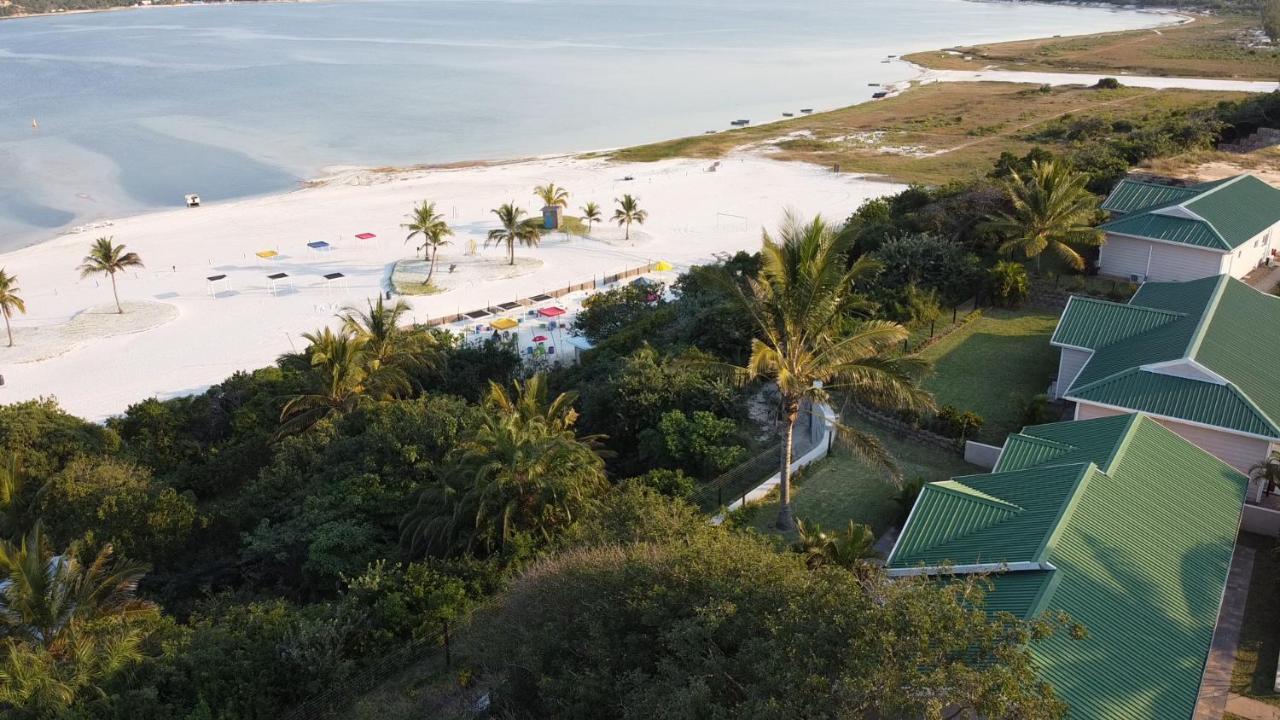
[0, 0, 313, 23]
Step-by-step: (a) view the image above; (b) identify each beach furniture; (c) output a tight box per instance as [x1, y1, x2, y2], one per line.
[323, 272, 347, 291]
[256, 250, 279, 260]
[267, 272, 291, 295]
[491, 317, 518, 331]
[548, 346, 555, 355]
[537, 306, 566, 319]
[307, 241, 332, 252]
[206, 274, 228, 296]
[185, 194, 201, 208]
[354, 232, 377, 240]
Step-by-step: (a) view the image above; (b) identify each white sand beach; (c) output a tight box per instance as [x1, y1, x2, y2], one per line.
[0, 155, 901, 420]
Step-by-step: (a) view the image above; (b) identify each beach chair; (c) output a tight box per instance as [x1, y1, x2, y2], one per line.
[548, 346, 556, 355]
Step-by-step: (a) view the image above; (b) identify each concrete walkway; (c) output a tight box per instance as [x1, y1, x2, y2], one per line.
[1244, 264, 1280, 293]
[1194, 543, 1256, 720]
[1226, 694, 1280, 720]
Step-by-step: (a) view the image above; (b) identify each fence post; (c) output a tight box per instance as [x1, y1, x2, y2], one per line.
[717, 486, 722, 509]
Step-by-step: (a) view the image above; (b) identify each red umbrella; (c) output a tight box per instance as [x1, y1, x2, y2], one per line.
[532, 335, 548, 342]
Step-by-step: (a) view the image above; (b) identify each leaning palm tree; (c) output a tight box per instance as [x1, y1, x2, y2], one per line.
[402, 201, 453, 282]
[77, 237, 143, 314]
[534, 183, 570, 209]
[985, 160, 1104, 273]
[709, 212, 934, 531]
[613, 194, 647, 241]
[1250, 452, 1280, 498]
[0, 269, 26, 348]
[487, 202, 541, 266]
[581, 201, 602, 235]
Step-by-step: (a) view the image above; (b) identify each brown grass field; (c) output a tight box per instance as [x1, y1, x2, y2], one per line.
[903, 14, 1280, 80]
[602, 82, 1246, 185]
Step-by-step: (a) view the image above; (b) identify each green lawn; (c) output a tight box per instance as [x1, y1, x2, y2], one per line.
[918, 308, 1061, 443]
[1232, 534, 1280, 707]
[747, 418, 978, 541]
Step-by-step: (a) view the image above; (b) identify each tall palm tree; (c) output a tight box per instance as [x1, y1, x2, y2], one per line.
[581, 201, 602, 235]
[613, 194, 647, 241]
[339, 296, 438, 388]
[77, 237, 143, 314]
[401, 376, 607, 556]
[534, 183, 570, 209]
[279, 327, 374, 434]
[710, 212, 934, 531]
[0, 269, 26, 348]
[985, 160, 1104, 273]
[402, 201, 453, 282]
[487, 203, 541, 266]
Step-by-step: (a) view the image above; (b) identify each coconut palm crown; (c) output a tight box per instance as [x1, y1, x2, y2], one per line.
[77, 237, 143, 314]
[613, 194, 647, 241]
[985, 159, 1104, 272]
[487, 202, 541, 266]
[0, 269, 26, 348]
[534, 183, 570, 209]
[708, 212, 934, 531]
[402, 200, 453, 283]
[581, 201, 602, 235]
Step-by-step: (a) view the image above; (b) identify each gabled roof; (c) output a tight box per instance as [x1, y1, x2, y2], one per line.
[888, 414, 1247, 720]
[1100, 174, 1280, 251]
[1053, 275, 1280, 438]
[1100, 178, 1202, 216]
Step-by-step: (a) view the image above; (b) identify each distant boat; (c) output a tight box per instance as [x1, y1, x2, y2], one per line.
[730, 119, 750, 126]
[872, 91, 888, 99]
[782, 112, 794, 117]
[880, 59, 891, 64]
[868, 82, 880, 86]
[30, 118, 37, 129]
[800, 108, 813, 114]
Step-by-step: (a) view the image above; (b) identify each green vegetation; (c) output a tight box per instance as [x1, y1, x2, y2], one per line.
[0, 269, 25, 347]
[905, 15, 1280, 80]
[606, 82, 1253, 186]
[919, 309, 1062, 442]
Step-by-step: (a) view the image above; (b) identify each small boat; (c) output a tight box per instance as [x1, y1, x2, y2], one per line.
[872, 91, 888, 99]
[730, 119, 750, 126]
[705, 130, 717, 134]
[880, 59, 891, 64]
[800, 108, 813, 114]
[30, 118, 37, 129]
[782, 112, 794, 117]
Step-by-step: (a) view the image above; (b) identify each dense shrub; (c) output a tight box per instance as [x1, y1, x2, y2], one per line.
[987, 261, 1030, 307]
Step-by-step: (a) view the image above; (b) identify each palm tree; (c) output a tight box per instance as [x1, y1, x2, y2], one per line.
[534, 183, 570, 210]
[581, 201, 602, 235]
[985, 160, 1103, 273]
[487, 203, 541, 266]
[340, 296, 438, 388]
[401, 375, 607, 556]
[794, 520, 878, 570]
[279, 327, 374, 433]
[0, 455, 43, 543]
[402, 201, 453, 282]
[709, 212, 934, 531]
[0, 269, 26, 348]
[0, 524, 154, 714]
[613, 194, 647, 241]
[1251, 452, 1280, 498]
[77, 237, 143, 314]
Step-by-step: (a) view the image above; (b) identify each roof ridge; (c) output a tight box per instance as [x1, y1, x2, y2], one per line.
[1181, 176, 1250, 248]
[1031, 462, 1097, 562]
[930, 480, 1023, 512]
[1185, 274, 1230, 360]
[1100, 413, 1145, 472]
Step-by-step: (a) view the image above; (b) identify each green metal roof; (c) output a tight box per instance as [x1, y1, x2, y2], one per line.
[1100, 179, 1202, 216]
[1054, 275, 1280, 437]
[889, 414, 1248, 720]
[1050, 297, 1184, 350]
[1099, 174, 1280, 251]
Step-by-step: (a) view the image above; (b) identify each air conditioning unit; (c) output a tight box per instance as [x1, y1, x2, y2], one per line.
[1129, 273, 1146, 284]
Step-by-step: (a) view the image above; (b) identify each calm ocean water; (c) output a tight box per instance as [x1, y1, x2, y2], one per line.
[0, 0, 1164, 249]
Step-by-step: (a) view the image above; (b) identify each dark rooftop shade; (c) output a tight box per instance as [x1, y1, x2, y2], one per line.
[268, 273, 288, 280]
[206, 274, 227, 282]
[324, 272, 345, 281]
[464, 309, 491, 319]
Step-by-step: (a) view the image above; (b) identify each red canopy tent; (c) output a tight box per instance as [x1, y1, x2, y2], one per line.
[537, 306, 566, 318]
[354, 232, 377, 240]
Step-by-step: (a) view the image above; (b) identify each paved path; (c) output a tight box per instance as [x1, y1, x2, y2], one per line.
[1226, 694, 1280, 720]
[1194, 543, 1256, 720]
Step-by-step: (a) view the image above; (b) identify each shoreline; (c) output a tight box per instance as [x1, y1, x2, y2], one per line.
[0, 0, 312, 23]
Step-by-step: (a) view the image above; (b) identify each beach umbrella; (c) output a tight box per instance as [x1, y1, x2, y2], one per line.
[654, 260, 673, 271]
[532, 335, 548, 343]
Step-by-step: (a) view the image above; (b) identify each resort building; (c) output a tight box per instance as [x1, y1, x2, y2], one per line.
[1050, 274, 1280, 482]
[1097, 174, 1280, 283]
[886, 413, 1247, 720]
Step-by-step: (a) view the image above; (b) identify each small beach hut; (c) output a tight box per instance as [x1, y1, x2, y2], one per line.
[205, 274, 228, 296]
[542, 205, 563, 230]
[256, 250, 279, 261]
[267, 272, 292, 295]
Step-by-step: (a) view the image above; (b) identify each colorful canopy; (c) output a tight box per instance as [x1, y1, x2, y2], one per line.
[654, 260, 673, 271]
[537, 306, 566, 318]
[256, 250, 279, 259]
[307, 241, 331, 250]
[532, 335, 548, 343]
[491, 318, 518, 330]
[354, 232, 377, 240]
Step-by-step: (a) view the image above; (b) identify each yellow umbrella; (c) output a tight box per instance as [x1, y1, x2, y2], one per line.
[491, 317, 518, 331]
[256, 250, 279, 260]
[654, 260, 673, 271]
